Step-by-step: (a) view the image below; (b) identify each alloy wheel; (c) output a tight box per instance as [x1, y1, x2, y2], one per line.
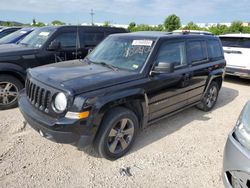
[206, 85, 218, 108]
[107, 118, 135, 154]
[0, 82, 18, 106]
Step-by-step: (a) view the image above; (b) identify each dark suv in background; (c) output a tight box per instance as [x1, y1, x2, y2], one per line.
[0, 27, 21, 39]
[19, 31, 226, 160]
[0, 26, 127, 109]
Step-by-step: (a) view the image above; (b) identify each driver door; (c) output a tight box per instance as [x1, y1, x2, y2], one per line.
[36, 31, 79, 66]
[147, 40, 191, 121]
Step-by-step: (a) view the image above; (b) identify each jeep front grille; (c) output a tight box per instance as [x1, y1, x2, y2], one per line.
[26, 79, 52, 113]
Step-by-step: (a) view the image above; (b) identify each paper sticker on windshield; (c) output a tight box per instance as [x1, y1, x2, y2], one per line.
[39, 32, 50, 36]
[20, 31, 27, 34]
[132, 40, 153, 46]
[132, 64, 139, 69]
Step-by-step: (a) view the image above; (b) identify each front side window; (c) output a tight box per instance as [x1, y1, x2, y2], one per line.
[155, 41, 186, 67]
[19, 27, 56, 48]
[53, 32, 77, 48]
[87, 36, 154, 71]
[187, 40, 207, 63]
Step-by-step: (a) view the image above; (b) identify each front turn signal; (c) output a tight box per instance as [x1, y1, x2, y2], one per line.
[65, 111, 90, 119]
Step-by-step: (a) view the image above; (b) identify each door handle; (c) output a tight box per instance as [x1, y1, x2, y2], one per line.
[183, 73, 191, 81]
[180, 73, 191, 88]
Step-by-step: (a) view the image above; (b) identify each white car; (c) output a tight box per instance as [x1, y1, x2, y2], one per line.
[220, 34, 250, 79]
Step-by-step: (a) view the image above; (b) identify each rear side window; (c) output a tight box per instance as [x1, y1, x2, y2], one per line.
[187, 40, 207, 63]
[207, 40, 223, 59]
[220, 37, 250, 48]
[82, 32, 105, 46]
[53, 32, 77, 48]
[155, 41, 186, 67]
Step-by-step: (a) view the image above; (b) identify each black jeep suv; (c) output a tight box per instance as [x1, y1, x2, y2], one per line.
[0, 26, 126, 110]
[18, 31, 226, 160]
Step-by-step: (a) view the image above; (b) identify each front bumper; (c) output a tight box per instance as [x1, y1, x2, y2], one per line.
[223, 132, 250, 188]
[226, 67, 250, 79]
[18, 90, 94, 148]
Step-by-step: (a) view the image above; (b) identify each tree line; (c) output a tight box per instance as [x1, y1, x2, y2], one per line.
[128, 14, 250, 35]
[1, 14, 250, 35]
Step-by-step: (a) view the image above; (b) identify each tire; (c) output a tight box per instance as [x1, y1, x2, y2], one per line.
[196, 81, 219, 112]
[94, 107, 139, 160]
[0, 75, 23, 110]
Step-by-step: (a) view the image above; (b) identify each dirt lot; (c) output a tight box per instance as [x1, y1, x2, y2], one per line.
[0, 76, 249, 188]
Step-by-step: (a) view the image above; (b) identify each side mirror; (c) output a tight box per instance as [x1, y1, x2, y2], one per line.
[48, 41, 61, 51]
[152, 62, 175, 74]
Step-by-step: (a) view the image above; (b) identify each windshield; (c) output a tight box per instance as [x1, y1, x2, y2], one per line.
[19, 27, 56, 48]
[87, 36, 154, 71]
[0, 29, 31, 44]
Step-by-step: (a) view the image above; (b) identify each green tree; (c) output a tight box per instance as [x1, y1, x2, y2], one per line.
[242, 26, 250, 33]
[208, 24, 229, 35]
[31, 19, 45, 27]
[103, 21, 111, 27]
[164, 14, 181, 31]
[128, 22, 136, 31]
[229, 21, 243, 33]
[51, 20, 65, 26]
[183, 22, 201, 30]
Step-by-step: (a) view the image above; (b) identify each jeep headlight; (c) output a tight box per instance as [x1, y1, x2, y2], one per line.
[54, 92, 67, 112]
[234, 102, 250, 150]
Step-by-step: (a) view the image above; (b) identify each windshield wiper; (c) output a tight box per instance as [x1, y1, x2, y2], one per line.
[18, 42, 28, 46]
[94, 61, 118, 71]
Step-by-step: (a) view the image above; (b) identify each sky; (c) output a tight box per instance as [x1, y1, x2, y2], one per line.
[0, 0, 250, 25]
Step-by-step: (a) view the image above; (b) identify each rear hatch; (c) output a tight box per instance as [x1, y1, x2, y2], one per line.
[220, 36, 250, 69]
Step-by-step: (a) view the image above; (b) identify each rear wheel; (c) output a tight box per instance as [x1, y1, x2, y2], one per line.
[0, 75, 23, 110]
[94, 107, 139, 160]
[196, 81, 219, 112]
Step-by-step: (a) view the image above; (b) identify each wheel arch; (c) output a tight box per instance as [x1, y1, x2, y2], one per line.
[0, 63, 26, 84]
[91, 89, 149, 139]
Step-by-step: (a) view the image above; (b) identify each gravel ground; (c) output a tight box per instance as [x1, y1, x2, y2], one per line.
[0, 76, 249, 188]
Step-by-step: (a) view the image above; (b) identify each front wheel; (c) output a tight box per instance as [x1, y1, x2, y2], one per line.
[196, 81, 219, 112]
[94, 107, 139, 160]
[0, 75, 23, 110]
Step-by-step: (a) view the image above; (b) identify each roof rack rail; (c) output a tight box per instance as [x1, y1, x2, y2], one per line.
[173, 30, 214, 36]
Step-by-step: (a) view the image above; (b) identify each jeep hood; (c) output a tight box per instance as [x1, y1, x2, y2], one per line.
[0, 43, 38, 58]
[29, 60, 141, 94]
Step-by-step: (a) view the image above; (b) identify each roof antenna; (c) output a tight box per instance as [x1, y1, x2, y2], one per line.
[90, 9, 95, 26]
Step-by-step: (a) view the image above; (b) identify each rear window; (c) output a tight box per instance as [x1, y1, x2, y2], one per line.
[207, 40, 223, 59]
[220, 37, 250, 48]
[187, 40, 207, 63]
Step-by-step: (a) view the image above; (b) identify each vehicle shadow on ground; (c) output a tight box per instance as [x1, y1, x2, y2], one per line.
[83, 86, 239, 158]
[130, 86, 238, 155]
[224, 75, 250, 86]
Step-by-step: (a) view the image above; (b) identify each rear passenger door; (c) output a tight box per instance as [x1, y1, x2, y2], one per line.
[186, 39, 220, 105]
[147, 40, 191, 121]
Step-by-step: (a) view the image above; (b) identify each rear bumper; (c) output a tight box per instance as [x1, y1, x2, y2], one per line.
[18, 90, 94, 148]
[223, 132, 250, 188]
[226, 67, 250, 79]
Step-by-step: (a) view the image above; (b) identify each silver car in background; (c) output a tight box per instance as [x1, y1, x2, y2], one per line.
[223, 101, 250, 188]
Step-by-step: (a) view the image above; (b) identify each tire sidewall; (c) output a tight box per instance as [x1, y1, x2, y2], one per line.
[202, 81, 219, 111]
[0, 75, 23, 110]
[95, 107, 139, 160]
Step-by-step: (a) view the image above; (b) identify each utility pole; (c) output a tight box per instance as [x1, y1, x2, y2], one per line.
[90, 9, 95, 26]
